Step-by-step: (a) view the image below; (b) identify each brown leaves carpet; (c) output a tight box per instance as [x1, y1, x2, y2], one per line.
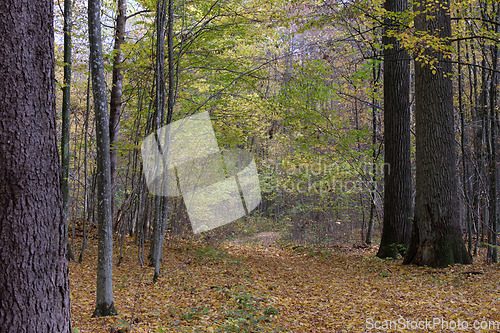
[70, 236, 500, 332]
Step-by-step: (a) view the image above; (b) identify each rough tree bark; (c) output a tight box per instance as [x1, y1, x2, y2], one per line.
[403, 0, 472, 267]
[377, 0, 412, 258]
[88, 0, 118, 317]
[0, 0, 72, 330]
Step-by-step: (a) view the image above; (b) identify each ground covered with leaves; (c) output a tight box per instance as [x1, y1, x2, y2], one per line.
[70, 235, 500, 332]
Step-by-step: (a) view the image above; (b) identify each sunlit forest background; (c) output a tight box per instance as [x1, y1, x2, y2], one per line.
[45, 0, 500, 330]
[55, 0, 497, 251]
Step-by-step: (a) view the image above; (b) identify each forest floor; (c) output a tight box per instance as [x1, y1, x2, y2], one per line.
[70, 233, 500, 332]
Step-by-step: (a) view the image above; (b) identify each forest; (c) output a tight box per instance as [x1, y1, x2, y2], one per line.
[0, 0, 499, 331]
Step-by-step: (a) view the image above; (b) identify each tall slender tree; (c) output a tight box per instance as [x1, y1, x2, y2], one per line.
[0, 0, 72, 330]
[109, 0, 127, 221]
[62, 0, 75, 261]
[377, 0, 412, 258]
[365, 57, 381, 246]
[404, 0, 472, 267]
[150, 0, 170, 283]
[486, 3, 499, 263]
[89, 0, 118, 317]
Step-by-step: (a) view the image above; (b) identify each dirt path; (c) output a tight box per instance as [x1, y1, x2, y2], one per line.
[231, 231, 281, 245]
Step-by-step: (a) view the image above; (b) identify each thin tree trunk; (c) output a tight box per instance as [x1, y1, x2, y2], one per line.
[62, 0, 75, 261]
[366, 53, 381, 245]
[166, 0, 176, 126]
[486, 4, 499, 263]
[151, 0, 176, 282]
[89, 0, 118, 317]
[71, 120, 80, 257]
[109, 0, 127, 221]
[469, 30, 482, 256]
[79, 73, 92, 263]
[149, 0, 168, 281]
[458, 40, 473, 256]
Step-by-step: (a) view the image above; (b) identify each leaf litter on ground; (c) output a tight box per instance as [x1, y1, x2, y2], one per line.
[70, 235, 500, 332]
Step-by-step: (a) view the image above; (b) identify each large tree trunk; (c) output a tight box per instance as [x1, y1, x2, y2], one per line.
[0, 0, 72, 330]
[109, 0, 127, 221]
[404, 0, 472, 267]
[89, 0, 118, 317]
[377, 0, 412, 258]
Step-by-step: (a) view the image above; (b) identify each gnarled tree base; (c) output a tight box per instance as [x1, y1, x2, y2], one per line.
[403, 226, 472, 267]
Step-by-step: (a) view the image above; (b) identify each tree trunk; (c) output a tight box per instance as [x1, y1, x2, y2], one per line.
[109, 0, 127, 220]
[486, 5, 499, 263]
[151, 0, 176, 282]
[457, 40, 473, 256]
[0, 0, 72, 330]
[403, 0, 472, 267]
[89, 0, 118, 317]
[366, 58, 381, 245]
[149, 0, 168, 282]
[62, 0, 75, 261]
[377, 0, 412, 258]
[469, 32, 482, 256]
[79, 73, 92, 263]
